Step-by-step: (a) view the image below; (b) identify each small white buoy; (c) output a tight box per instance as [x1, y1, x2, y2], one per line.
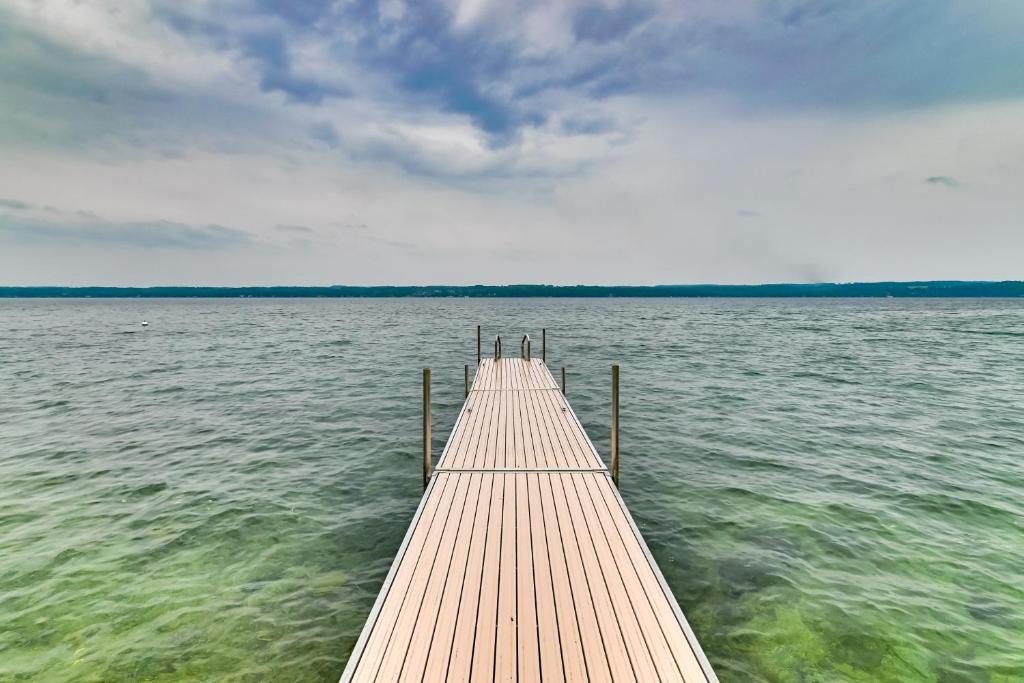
[141, 321, 149, 327]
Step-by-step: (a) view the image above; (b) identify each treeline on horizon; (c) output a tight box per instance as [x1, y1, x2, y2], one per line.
[1, 282, 1023, 298]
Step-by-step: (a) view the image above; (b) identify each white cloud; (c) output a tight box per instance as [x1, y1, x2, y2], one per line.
[2, 95, 1022, 285]
[4, 0, 236, 86]
[0, 1, 1023, 284]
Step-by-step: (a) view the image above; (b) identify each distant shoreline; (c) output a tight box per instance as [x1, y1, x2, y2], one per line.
[1, 282, 1023, 298]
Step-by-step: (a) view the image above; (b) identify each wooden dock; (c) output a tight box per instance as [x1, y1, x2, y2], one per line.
[340, 355, 718, 682]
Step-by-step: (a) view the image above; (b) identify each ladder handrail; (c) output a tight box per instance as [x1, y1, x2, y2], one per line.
[521, 334, 531, 361]
[494, 334, 502, 360]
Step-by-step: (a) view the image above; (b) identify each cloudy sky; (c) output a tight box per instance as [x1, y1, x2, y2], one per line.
[1, 0, 1022, 286]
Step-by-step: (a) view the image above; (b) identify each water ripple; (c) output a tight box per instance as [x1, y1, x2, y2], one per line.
[1, 298, 1022, 681]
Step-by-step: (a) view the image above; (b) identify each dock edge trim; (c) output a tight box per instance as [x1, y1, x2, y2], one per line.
[337, 475, 441, 683]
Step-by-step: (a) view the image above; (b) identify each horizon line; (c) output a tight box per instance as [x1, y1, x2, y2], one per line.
[2, 281, 1023, 299]
[2, 279, 1024, 289]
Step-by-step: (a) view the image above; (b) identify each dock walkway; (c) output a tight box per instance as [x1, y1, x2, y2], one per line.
[340, 357, 717, 682]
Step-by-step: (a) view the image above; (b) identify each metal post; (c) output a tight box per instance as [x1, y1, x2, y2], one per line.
[423, 368, 432, 488]
[611, 364, 619, 487]
[542, 328, 546, 363]
[464, 364, 469, 397]
[476, 325, 481, 366]
[561, 367, 566, 395]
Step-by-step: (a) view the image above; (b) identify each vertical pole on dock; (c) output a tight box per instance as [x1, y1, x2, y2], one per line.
[476, 325, 481, 366]
[464, 364, 470, 397]
[561, 367, 566, 395]
[611, 364, 620, 487]
[423, 368, 432, 488]
[542, 328, 546, 363]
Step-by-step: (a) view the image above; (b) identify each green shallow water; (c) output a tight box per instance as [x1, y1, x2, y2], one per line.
[0, 298, 1022, 682]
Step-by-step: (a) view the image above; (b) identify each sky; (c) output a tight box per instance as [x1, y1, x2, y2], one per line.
[0, 0, 1022, 286]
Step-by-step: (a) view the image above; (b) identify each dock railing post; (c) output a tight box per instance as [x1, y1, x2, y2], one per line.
[423, 368, 431, 488]
[611, 364, 619, 487]
[542, 328, 546, 363]
[464, 364, 469, 397]
[561, 367, 566, 395]
[476, 325, 481, 366]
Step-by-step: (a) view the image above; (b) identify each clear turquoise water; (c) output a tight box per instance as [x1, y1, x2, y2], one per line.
[1, 298, 1022, 682]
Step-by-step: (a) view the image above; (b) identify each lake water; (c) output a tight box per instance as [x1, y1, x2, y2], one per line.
[1, 298, 1022, 682]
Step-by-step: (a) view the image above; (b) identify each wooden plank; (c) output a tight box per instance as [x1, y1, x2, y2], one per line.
[537, 385, 603, 469]
[512, 391, 526, 471]
[566, 472, 660, 680]
[525, 471, 573, 682]
[574, 472, 691, 682]
[586, 473, 712, 682]
[529, 357, 557, 389]
[552, 472, 639, 682]
[444, 365, 601, 471]
[532, 385, 585, 469]
[441, 472, 496, 681]
[522, 382, 568, 469]
[494, 473, 517, 681]
[341, 358, 716, 683]
[438, 390, 477, 470]
[520, 357, 535, 390]
[534, 472, 590, 682]
[533, 382, 604, 470]
[539, 472, 613, 679]
[516, 471, 542, 682]
[372, 473, 473, 681]
[446, 386, 489, 470]
[346, 472, 460, 681]
[472, 358, 561, 392]
[470, 360, 482, 392]
[475, 358, 489, 391]
[344, 476, 713, 683]
[478, 386, 498, 470]
[490, 382, 507, 469]
[419, 471, 491, 682]
[502, 387, 515, 469]
[469, 471, 505, 681]
[398, 473, 485, 678]
[524, 389, 548, 471]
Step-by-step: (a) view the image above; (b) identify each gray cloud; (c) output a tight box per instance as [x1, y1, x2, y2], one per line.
[330, 222, 370, 232]
[0, 215, 253, 249]
[0, 14, 162, 145]
[133, 1, 1024, 184]
[307, 122, 340, 148]
[276, 224, 314, 234]
[1, 2, 1023, 286]
[0, 198, 31, 210]
[571, 2, 655, 44]
[560, 113, 618, 136]
[0, 8, 287, 162]
[7, 1, 1023, 181]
